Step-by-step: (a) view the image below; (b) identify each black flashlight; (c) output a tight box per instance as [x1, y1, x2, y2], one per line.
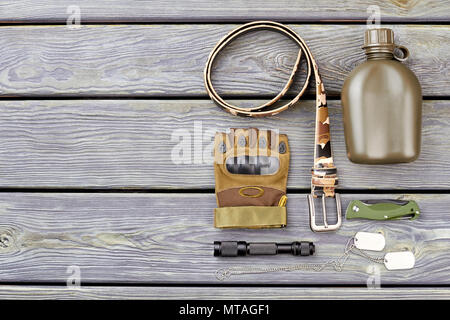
[214, 241, 315, 257]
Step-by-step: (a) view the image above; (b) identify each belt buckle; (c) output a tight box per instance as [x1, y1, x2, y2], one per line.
[308, 193, 342, 232]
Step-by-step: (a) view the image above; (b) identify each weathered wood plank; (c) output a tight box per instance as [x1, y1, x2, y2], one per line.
[0, 99, 448, 189]
[0, 25, 447, 97]
[0, 286, 448, 300]
[0, 193, 448, 285]
[0, 1, 448, 23]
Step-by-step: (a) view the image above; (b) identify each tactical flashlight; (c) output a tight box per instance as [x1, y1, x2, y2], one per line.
[214, 241, 315, 257]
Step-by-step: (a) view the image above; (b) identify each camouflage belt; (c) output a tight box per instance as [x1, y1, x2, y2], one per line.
[204, 21, 341, 232]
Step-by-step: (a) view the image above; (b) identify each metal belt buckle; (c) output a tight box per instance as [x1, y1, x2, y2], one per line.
[308, 193, 342, 232]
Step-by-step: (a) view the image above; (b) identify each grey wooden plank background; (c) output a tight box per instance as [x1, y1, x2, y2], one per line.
[0, 1, 448, 22]
[0, 99, 447, 189]
[0, 1, 449, 299]
[0, 25, 447, 97]
[0, 193, 448, 285]
[0, 286, 448, 300]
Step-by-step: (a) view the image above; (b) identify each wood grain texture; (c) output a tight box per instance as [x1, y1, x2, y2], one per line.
[0, 99, 448, 189]
[0, 1, 448, 22]
[0, 192, 448, 285]
[0, 25, 448, 97]
[0, 286, 448, 300]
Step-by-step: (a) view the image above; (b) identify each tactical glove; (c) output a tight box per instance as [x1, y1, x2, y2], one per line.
[214, 128, 289, 228]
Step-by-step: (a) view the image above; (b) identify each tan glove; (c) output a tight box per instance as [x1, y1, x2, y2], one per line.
[213, 128, 289, 228]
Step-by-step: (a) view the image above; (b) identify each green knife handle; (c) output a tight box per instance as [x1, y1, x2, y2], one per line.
[346, 200, 420, 220]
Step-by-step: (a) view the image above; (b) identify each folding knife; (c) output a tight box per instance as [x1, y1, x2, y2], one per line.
[346, 199, 420, 220]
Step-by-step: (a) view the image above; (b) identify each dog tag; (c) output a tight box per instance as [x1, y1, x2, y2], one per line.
[354, 232, 385, 251]
[384, 251, 415, 270]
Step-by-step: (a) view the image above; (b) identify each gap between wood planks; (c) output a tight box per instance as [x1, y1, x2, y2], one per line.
[0, 96, 448, 100]
[0, 188, 448, 194]
[0, 21, 450, 26]
[0, 282, 450, 288]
